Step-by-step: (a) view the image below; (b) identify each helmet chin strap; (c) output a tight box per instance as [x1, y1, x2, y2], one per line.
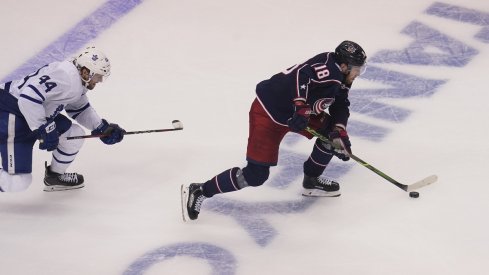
[81, 78, 90, 88]
[79, 69, 93, 88]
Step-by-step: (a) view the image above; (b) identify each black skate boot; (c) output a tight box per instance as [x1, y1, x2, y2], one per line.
[302, 175, 341, 197]
[44, 162, 85, 192]
[180, 183, 206, 221]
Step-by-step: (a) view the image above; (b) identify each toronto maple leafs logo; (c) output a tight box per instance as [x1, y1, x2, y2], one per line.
[46, 105, 65, 121]
[92, 54, 99, 61]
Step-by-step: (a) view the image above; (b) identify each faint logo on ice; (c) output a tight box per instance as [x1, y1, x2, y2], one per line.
[123, 243, 236, 275]
[125, 2, 489, 274]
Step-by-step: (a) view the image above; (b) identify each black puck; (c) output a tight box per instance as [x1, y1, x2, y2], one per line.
[409, 191, 419, 198]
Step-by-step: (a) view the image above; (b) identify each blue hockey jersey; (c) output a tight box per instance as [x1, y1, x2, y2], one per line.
[255, 52, 351, 128]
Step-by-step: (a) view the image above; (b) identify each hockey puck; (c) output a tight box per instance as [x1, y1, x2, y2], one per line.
[409, 191, 420, 198]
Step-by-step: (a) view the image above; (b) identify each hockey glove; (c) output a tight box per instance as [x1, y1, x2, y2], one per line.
[38, 121, 59, 151]
[326, 127, 352, 161]
[92, 119, 126, 145]
[287, 103, 312, 132]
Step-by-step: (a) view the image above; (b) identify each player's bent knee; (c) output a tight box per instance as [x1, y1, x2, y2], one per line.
[242, 163, 270, 187]
[0, 171, 32, 192]
[68, 124, 85, 139]
[59, 124, 85, 148]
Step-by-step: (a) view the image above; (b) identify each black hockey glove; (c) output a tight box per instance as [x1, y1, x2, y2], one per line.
[326, 127, 351, 161]
[92, 119, 126, 145]
[287, 103, 312, 132]
[37, 121, 59, 151]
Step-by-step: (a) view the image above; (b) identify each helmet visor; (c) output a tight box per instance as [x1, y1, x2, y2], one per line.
[348, 62, 367, 76]
[92, 73, 105, 83]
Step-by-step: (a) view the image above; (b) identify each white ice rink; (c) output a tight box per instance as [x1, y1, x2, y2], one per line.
[1, 0, 489, 274]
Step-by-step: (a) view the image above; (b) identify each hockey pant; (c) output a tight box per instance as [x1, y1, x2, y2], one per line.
[0, 113, 84, 192]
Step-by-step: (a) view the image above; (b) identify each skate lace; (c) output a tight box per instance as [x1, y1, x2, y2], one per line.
[194, 195, 205, 212]
[317, 177, 334, 186]
[59, 173, 78, 183]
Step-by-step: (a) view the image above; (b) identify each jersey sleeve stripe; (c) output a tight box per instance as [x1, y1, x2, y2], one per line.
[66, 103, 91, 113]
[19, 94, 43, 105]
[310, 79, 342, 84]
[295, 64, 309, 98]
[66, 103, 91, 119]
[27, 84, 46, 101]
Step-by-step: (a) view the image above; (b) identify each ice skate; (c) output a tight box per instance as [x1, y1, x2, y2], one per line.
[43, 162, 84, 192]
[181, 183, 206, 221]
[302, 175, 341, 197]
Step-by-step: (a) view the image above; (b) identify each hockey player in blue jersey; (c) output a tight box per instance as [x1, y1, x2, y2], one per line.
[0, 46, 125, 192]
[181, 41, 367, 221]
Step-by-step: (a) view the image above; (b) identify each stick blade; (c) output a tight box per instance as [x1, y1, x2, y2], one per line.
[172, 120, 184, 130]
[406, 175, 438, 192]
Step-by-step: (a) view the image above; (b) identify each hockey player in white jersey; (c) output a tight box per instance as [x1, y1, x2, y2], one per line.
[0, 46, 125, 192]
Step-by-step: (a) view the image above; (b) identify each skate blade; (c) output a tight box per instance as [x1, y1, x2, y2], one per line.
[43, 184, 85, 192]
[301, 189, 341, 197]
[180, 184, 190, 222]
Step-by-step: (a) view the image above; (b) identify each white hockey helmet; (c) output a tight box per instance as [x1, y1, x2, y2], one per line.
[73, 46, 111, 83]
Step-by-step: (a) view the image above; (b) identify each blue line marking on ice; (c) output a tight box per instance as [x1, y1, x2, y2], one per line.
[0, 0, 144, 83]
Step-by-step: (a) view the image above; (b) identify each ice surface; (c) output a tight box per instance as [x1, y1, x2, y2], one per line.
[1, 0, 489, 274]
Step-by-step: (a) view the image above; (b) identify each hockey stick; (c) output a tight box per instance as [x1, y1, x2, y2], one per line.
[306, 127, 437, 192]
[66, 120, 184, 140]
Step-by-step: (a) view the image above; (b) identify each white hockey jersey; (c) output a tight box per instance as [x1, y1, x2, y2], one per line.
[3, 60, 102, 131]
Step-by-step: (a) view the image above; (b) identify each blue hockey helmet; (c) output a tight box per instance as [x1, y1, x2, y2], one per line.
[334, 40, 367, 66]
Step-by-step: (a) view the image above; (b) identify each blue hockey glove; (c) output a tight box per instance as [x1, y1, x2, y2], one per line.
[287, 103, 312, 132]
[92, 119, 126, 145]
[326, 127, 352, 161]
[38, 121, 59, 151]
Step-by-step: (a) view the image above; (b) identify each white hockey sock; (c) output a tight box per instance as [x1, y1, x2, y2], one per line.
[51, 124, 85, 174]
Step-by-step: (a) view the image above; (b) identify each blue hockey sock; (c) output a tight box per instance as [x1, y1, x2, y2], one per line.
[202, 167, 241, 197]
[303, 139, 334, 177]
